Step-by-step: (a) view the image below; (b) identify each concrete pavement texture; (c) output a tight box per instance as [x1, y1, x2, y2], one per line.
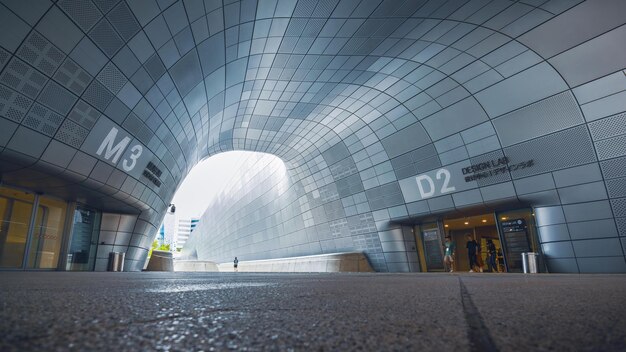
[0, 272, 624, 351]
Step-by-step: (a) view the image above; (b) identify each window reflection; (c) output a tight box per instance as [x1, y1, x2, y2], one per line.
[66, 205, 100, 271]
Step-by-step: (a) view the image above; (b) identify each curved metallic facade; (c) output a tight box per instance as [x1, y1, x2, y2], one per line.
[0, 0, 625, 272]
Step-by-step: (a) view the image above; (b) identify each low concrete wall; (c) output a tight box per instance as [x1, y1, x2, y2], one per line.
[174, 260, 219, 272]
[217, 252, 374, 272]
[145, 250, 174, 271]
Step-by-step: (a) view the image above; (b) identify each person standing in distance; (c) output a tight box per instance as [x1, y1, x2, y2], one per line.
[486, 239, 497, 272]
[443, 236, 456, 272]
[466, 234, 479, 272]
[234, 257, 239, 272]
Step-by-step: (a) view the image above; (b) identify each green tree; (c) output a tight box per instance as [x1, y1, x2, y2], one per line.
[148, 240, 158, 258]
[157, 243, 171, 251]
[148, 240, 171, 258]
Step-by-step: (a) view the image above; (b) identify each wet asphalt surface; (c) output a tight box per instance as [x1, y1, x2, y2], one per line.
[0, 272, 625, 351]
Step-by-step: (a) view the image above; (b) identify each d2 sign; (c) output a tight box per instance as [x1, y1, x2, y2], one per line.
[415, 168, 455, 199]
[398, 161, 476, 203]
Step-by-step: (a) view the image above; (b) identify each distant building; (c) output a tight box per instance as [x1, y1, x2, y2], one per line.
[176, 218, 200, 251]
[157, 224, 165, 245]
[161, 211, 177, 251]
[156, 213, 200, 256]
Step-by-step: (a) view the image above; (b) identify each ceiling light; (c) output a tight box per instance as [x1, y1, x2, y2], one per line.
[501, 217, 507, 220]
[444, 224, 449, 228]
[464, 221, 469, 225]
[482, 219, 487, 223]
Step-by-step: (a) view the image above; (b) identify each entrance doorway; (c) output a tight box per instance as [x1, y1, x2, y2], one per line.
[416, 208, 541, 273]
[443, 214, 502, 273]
[0, 185, 75, 270]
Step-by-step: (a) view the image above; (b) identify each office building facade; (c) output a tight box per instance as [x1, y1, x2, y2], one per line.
[176, 217, 199, 251]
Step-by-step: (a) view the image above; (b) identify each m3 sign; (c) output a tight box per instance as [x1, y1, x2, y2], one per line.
[96, 127, 143, 172]
[81, 117, 152, 180]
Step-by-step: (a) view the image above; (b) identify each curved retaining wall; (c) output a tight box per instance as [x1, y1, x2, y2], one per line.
[174, 260, 219, 272]
[217, 252, 374, 273]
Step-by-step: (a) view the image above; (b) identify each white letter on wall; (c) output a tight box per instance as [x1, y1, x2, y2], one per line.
[96, 127, 131, 164]
[122, 145, 143, 172]
[437, 168, 456, 194]
[416, 175, 435, 199]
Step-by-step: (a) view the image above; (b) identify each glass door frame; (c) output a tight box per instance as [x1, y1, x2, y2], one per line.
[58, 202, 77, 271]
[492, 212, 510, 272]
[27, 193, 73, 270]
[0, 187, 37, 271]
[20, 193, 40, 270]
[29, 194, 73, 270]
[416, 220, 446, 272]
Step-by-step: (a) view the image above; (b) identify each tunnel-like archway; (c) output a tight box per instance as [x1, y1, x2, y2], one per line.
[0, 0, 625, 272]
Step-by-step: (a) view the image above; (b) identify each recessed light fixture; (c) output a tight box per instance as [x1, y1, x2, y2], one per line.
[444, 224, 449, 228]
[464, 221, 469, 225]
[482, 219, 487, 223]
[501, 217, 508, 220]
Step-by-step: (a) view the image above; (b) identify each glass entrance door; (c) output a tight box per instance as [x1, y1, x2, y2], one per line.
[27, 197, 68, 269]
[0, 185, 71, 270]
[0, 188, 35, 268]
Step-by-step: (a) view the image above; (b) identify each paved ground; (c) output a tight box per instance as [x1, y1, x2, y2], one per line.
[0, 272, 625, 351]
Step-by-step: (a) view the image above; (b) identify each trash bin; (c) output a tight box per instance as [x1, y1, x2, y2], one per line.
[118, 252, 125, 271]
[108, 252, 125, 272]
[521, 252, 538, 273]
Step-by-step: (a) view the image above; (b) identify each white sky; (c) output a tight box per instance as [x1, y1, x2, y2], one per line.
[170, 151, 249, 219]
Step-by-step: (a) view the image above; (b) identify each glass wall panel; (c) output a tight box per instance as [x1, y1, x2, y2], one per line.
[496, 209, 539, 272]
[0, 187, 35, 268]
[420, 222, 444, 271]
[27, 197, 67, 269]
[66, 205, 101, 271]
